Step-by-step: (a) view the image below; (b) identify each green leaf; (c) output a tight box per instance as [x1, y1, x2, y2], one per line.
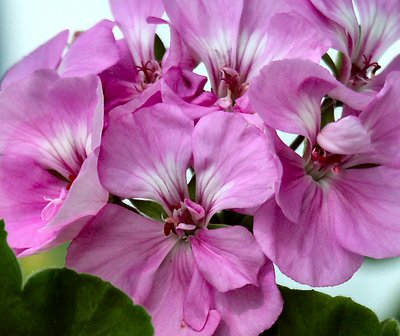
[322, 53, 338, 78]
[0, 221, 154, 336]
[0, 220, 22, 297]
[188, 172, 196, 200]
[380, 318, 400, 336]
[321, 97, 335, 128]
[335, 51, 345, 81]
[154, 34, 166, 62]
[263, 286, 381, 336]
[130, 199, 167, 221]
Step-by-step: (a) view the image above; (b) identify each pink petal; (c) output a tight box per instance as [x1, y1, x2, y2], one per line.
[99, 39, 141, 112]
[161, 67, 208, 103]
[0, 155, 65, 251]
[163, 0, 243, 91]
[213, 261, 283, 336]
[309, 0, 359, 69]
[59, 20, 119, 77]
[161, 85, 219, 122]
[143, 241, 220, 335]
[317, 116, 372, 155]
[67, 204, 177, 302]
[176, 223, 197, 231]
[184, 198, 205, 222]
[0, 71, 103, 177]
[158, 18, 199, 72]
[0, 153, 106, 257]
[68, 204, 220, 335]
[43, 150, 108, 230]
[359, 72, 400, 167]
[250, 59, 372, 142]
[183, 265, 220, 332]
[254, 198, 363, 286]
[98, 104, 193, 211]
[310, 0, 359, 53]
[193, 112, 279, 221]
[352, 0, 400, 64]
[190, 227, 265, 292]
[0, 30, 68, 89]
[250, 60, 336, 142]
[105, 79, 162, 122]
[332, 167, 400, 258]
[273, 141, 312, 224]
[238, 10, 329, 82]
[160, 67, 219, 121]
[110, 0, 164, 66]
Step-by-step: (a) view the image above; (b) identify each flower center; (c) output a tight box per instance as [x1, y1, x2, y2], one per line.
[163, 198, 205, 238]
[350, 54, 381, 88]
[41, 173, 77, 224]
[135, 60, 162, 91]
[306, 146, 343, 181]
[217, 67, 249, 108]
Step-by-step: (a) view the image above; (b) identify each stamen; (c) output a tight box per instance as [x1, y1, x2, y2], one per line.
[308, 146, 344, 181]
[162, 199, 205, 238]
[218, 66, 247, 101]
[66, 174, 77, 191]
[135, 60, 162, 90]
[163, 221, 176, 236]
[350, 54, 381, 87]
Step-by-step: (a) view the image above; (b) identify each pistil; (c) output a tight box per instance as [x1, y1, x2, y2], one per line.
[135, 60, 162, 91]
[350, 55, 381, 88]
[306, 146, 343, 181]
[163, 198, 205, 238]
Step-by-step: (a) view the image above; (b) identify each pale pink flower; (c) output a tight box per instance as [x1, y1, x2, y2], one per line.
[0, 71, 108, 256]
[163, 0, 328, 110]
[309, 0, 400, 91]
[100, 0, 211, 114]
[249, 59, 400, 286]
[67, 105, 282, 336]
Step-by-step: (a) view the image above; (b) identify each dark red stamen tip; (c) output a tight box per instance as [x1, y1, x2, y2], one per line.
[66, 175, 77, 191]
[163, 222, 175, 236]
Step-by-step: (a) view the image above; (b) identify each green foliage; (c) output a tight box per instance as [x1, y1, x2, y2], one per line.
[154, 34, 166, 62]
[2, 217, 400, 336]
[263, 286, 381, 336]
[0, 221, 154, 336]
[130, 199, 167, 221]
[380, 318, 400, 336]
[322, 53, 338, 78]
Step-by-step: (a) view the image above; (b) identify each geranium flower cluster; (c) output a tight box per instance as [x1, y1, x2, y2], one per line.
[1, 0, 400, 335]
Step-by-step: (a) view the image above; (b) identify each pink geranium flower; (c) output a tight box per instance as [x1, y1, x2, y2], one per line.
[249, 59, 400, 286]
[163, 0, 328, 111]
[0, 71, 108, 256]
[309, 0, 400, 91]
[67, 105, 282, 335]
[100, 0, 212, 114]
